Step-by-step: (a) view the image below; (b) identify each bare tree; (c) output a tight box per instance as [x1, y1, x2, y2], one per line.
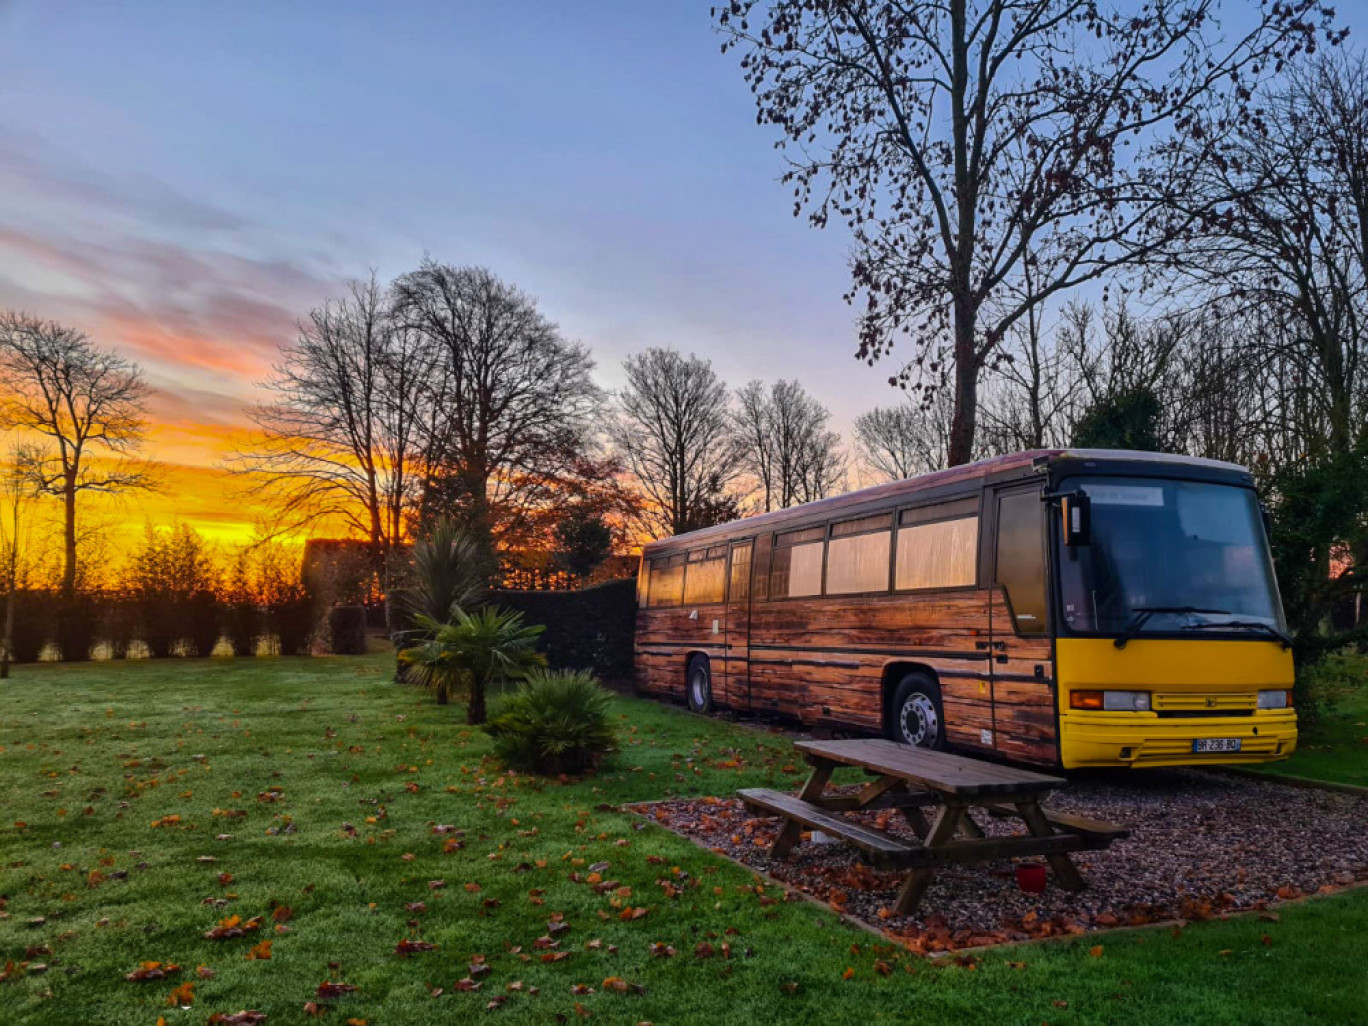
[391, 263, 602, 553]
[235, 275, 432, 573]
[853, 388, 957, 482]
[0, 440, 39, 678]
[733, 379, 845, 511]
[613, 348, 741, 537]
[717, 0, 1339, 465]
[0, 313, 153, 593]
[1181, 49, 1368, 458]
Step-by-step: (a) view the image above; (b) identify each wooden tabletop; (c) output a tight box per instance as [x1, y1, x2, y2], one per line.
[795, 739, 1067, 797]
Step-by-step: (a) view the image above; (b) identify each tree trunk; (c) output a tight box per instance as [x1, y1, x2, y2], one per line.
[947, 301, 979, 466]
[1, 580, 13, 680]
[62, 475, 77, 595]
[467, 679, 487, 725]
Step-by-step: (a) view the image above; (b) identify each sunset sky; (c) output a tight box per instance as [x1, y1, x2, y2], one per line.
[0, 1, 886, 547]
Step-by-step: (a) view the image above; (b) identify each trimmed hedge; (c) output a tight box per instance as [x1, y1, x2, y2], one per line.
[328, 605, 368, 655]
[486, 578, 635, 682]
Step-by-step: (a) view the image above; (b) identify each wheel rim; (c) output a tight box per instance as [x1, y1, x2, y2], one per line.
[899, 692, 938, 747]
[690, 667, 708, 708]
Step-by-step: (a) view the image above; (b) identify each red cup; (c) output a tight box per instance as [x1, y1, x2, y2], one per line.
[1015, 863, 1048, 894]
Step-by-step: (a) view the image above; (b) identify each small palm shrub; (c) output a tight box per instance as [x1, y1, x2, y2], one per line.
[484, 669, 617, 775]
[398, 606, 545, 722]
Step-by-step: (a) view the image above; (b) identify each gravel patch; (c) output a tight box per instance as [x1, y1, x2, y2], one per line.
[633, 769, 1368, 952]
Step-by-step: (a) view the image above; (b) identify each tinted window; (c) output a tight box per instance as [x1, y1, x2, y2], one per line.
[995, 490, 1047, 634]
[826, 529, 891, 594]
[728, 543, 751, 603]
[895, 516, 978, 590]
[771, 541, 824, 597]
[683, 556, 726, 605]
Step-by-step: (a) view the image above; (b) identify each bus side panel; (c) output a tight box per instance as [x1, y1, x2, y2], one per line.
[746, 590, 991, 733]
[986, 588, 1059, 765]
[634, 605, 728, 704]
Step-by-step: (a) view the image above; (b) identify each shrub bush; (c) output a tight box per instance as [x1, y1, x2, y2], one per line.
[9, 589, 54, 663]
[484, 669, 617, 775]
[224, 596, 259, 657]
[328, 605, 368, 655]
[54, 592, 97, 661]
[100, 592, 137, 659]
[186, 590, 222, 657]
[269, 586, 316, 656]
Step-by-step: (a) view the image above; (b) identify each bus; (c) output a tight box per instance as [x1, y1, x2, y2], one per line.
[633, 449, 1296, 770]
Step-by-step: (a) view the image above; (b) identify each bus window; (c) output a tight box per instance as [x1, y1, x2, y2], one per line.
[895, 515, 978, 590]
[771, 526, 825, 598]
[648, 556, 685, 608]
[728, 543, 752, 603]
[827, 514, 892, 594]
[994, 490, 1047, 634]
[683, 553, 726, 605]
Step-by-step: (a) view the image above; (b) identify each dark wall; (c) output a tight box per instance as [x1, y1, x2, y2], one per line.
[487, 578, 636, 683]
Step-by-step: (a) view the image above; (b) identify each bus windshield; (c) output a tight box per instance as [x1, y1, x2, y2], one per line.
[1056, 476, 1286, 638]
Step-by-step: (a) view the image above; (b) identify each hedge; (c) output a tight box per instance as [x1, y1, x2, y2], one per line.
[486, 578, 636, 683]
[328, 605, 368, 655]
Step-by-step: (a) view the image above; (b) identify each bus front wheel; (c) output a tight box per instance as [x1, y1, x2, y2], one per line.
[686, 655, 713, 715]
[888, 673, 944, 750]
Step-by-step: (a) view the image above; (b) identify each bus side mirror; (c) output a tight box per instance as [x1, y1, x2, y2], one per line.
[1060, 492, 1091, 547]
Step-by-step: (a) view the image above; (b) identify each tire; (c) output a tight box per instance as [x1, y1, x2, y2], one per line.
[686, 655, 713, 715]
[886, 672, 945, 750]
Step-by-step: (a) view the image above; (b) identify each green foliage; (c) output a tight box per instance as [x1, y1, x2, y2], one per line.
[553, 505, 614, 580]
[398, 605, 545, 722]
[484, 669, 618, 774]
[1264, 442, 1368, 689]
[1071, 387, 1163, 451]
[399, 518, 490, 633]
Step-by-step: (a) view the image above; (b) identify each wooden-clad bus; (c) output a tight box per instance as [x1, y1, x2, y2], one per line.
[633, 449, 1297, 770]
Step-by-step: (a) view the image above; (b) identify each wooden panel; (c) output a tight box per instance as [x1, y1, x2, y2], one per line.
[988, 590, 1059, 765]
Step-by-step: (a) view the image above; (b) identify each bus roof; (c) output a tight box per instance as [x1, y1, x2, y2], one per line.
[640, 448, 1253, 556]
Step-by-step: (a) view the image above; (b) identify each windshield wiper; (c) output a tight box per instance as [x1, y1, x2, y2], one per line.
[1113, 606, 1230, 649]
[1181, 620, 1293, 650]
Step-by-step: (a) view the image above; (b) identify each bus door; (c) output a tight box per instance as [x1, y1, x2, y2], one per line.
[987, 484, 1055, 762]
[722, 539, 753, 710]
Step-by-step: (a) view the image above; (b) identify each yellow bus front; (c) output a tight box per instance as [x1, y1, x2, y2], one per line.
[1055, 638, 1296, 768]
[1049, 470, 1297, 769]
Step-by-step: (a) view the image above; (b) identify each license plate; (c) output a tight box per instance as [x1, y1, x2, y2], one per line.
[1192, 738, 1241, 754]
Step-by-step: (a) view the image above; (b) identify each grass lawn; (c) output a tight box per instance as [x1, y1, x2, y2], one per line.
[1252, 653, 1368, 788]
[1, 653, 1365, 1025]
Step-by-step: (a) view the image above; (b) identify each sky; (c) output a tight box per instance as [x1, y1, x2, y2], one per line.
[0, 1, 887, 546]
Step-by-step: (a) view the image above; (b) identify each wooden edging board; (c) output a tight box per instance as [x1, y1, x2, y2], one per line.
[620, 801, 1368, 958]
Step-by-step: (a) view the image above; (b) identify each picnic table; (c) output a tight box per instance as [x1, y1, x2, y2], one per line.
[739, 739, 1128, 915]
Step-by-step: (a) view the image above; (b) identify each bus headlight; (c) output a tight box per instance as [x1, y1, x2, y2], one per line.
[1257, 689, 1292, 709]
[1071, 690, 1151, 711]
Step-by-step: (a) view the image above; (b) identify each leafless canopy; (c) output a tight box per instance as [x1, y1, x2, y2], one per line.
[0, 312, 153, 592]
[613, 348, 741, 538]
[733, 378, 845, 510]
[391, 262, 603, 550]
[853, 388, 957, 482]
[716, 0, 1341, 465]
[237, 274, 432, 562]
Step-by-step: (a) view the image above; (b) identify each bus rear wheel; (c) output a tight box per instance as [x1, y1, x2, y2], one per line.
[887, 673, 944, 750]
[686, 655, 713, 715]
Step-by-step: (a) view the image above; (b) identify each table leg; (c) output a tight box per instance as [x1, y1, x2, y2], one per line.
[958, 810, 986, 839]
[1015, 801, 1085, 892]
[894, 802, 965, 915]
[771, 759, 835, 860]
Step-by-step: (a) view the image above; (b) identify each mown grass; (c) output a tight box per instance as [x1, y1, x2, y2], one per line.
[0, 653, 1364, 1025]
[1254, 652, 1368, 787]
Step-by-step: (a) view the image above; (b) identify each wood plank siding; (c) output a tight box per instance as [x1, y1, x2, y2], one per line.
[633, 449, 1064, 768]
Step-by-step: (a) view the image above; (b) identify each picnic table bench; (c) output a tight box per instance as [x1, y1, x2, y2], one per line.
[739, 739, 1127, 915]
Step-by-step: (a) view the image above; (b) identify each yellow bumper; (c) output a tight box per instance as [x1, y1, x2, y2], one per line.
[1055, 637, 1297, 769]
[1059, 709, 1297, 768]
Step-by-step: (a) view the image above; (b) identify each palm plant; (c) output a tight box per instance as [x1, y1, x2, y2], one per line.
[399, 517, 491, 629]
[398, 606, 545, 723]
[485, 669, 618, 775]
